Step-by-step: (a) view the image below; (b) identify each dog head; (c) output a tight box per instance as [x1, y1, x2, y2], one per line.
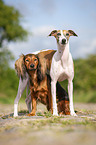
[23, 53, 43, 82]
[48, 30, 78, 46]
[24, 54, 39, 71]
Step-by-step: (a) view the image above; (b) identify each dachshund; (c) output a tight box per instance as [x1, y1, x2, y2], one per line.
[14, 49, 51, 116]
[23, 50, 70, 116]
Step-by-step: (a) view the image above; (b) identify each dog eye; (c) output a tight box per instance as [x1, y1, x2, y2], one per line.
[66, 33, 69, 36]
[34, 58, 37, 61]
[26, 59, 29, 62]
[57, 33, 61, 36]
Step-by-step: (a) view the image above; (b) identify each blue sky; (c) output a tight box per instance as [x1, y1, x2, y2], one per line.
[4, 0, 96, 67]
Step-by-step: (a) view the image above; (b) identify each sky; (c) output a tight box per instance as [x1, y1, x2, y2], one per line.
[4, 0, 96, 68]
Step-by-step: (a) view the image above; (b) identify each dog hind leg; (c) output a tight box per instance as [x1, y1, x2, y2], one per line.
[14, 76, 28, 117]
[25, 92, 31, 113]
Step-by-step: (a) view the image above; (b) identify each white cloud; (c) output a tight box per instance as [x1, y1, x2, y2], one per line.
[39, 0, 56, 15]
[8, 25, 57, 68]
[4, 0, 33, 17]
[71, 38, 96, 59]
[32, 25, 55, 37]
[8, 25, 96, 68]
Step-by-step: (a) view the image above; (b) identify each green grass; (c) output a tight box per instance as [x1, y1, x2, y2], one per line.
[0, 91, 26, 104]
[12, 116, 96, 131]
[74, 90, 96, 103]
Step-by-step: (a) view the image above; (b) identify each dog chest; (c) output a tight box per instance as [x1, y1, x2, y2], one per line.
[51, 59, 74, 81]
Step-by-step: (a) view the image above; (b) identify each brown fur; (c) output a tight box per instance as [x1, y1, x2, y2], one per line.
[58, 100, 70, 115]
[15, 55, 26, 79]
[48, 30, 78, 43]
[23, 50, 70, 116]
[24, 53, 52, 116]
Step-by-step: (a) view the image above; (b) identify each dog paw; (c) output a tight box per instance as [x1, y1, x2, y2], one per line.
[53, 113, 58, 116]
[14, 114, 18, 117]
[53, 111, 58, 116]
[71, 112, 77, 116]
[27, 113, 35, 116]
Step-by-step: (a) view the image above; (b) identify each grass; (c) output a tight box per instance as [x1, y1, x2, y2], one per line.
[0, 103, 96, 145]
[1, 105, 96, 131]
[74, 90, 96, 103]
[1, 113, 96, 132]
[0, 89, 26, 104]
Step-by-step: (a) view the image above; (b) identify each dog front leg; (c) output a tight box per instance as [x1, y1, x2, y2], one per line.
[27, 93, 36, 116]
[68, 79, 77, 116]
[51, 81, 58, 116]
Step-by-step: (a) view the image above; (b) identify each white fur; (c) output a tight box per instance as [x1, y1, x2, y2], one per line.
[14, 49, 52, 117]
[50, 30, 76, 116]
[32, 49, 51, 54]
[14, 73, 29, 117]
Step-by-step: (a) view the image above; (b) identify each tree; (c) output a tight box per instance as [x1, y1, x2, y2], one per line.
[0, 0, 28, 48]
[0, 0, 28, 70]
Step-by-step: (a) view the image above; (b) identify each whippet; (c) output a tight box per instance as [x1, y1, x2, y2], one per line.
[49, 30, 78, 116]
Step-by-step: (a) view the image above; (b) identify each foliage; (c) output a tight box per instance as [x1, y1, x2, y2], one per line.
[74, 55, 96, 92]
[60, 54, 96, 103]
[0, 54, 96, 104]
[0, 0, 28, 71]
[0, 0, 28, 48]
[0, 67, 27, 104]
[0, 47, 14, 72]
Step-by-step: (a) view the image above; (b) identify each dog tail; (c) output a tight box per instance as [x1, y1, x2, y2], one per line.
[15, 55, 26, 79]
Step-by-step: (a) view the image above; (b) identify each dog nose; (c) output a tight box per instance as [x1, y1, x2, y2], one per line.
[30, 64, 34, 68]
[62, 39, 66, 44]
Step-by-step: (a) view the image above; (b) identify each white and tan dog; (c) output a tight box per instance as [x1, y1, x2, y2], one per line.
[49, 30, 78, 116]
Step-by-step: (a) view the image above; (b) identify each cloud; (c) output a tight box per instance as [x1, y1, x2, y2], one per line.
[7, 24, 96, 68]
[39, 0, 57, 15]
[32, 25, 55, 36]
[71, 38, 96, 59]
[4, 0, 33, 17]
[8, 25, 57, 67]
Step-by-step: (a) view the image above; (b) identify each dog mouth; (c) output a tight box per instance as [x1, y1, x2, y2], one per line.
[28, 68, 36, 71]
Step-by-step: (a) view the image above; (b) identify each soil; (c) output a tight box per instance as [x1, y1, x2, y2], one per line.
[0, 103, 96, 145]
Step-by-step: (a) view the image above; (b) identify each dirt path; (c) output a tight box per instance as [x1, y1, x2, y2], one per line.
[0, 103, 96, 145]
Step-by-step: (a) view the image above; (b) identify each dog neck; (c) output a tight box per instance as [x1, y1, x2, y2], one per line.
[57, 41, 70, 68]
[28, 70, 38, 89]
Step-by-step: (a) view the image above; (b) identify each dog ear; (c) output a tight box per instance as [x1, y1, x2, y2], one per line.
[37, 57, 44, 83]
[21, 54, 27, 79]
[68, 30, 78, 37]
[48, 30, 57, 36]
[15, 54, 27, 80]
[22, 54, 25, 62]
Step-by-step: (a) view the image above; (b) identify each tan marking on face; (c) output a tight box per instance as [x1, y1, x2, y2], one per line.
[24, 54, 39, 70]
[49, 30, 78, 43]
[49, 30, 70, 43]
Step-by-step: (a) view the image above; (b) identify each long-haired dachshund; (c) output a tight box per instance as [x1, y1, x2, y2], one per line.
[23, 50, 70, 116]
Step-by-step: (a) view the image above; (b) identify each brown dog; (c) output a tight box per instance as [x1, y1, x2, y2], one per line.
[23, 50, 70, 116]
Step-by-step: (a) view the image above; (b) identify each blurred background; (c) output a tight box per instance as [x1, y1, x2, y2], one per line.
[0, 0, 96, 104]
